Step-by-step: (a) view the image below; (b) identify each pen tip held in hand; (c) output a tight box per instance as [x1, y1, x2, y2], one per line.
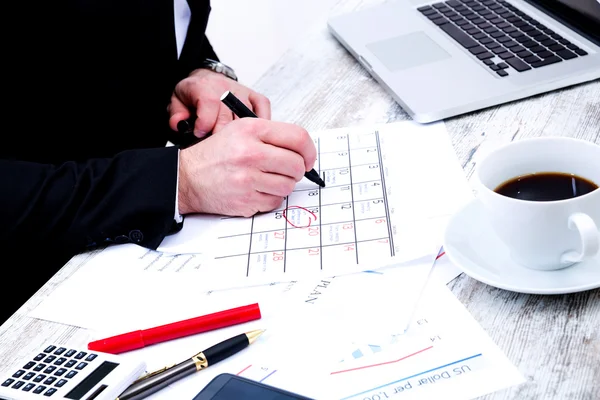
[305, 170, 326, 187]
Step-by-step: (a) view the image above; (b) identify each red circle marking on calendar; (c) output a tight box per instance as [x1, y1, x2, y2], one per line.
[282, 206, 317, 228]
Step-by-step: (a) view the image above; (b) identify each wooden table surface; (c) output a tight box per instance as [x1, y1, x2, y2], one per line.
[1, 1, 599, 399]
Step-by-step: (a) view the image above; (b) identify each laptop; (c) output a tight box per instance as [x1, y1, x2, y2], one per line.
[327, 0, 600, 122]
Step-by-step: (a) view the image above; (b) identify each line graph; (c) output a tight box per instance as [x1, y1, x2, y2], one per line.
[331, 346, 434, 375]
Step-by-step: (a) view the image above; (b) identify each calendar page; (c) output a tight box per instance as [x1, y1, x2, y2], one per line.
[157, 121, 473, 290]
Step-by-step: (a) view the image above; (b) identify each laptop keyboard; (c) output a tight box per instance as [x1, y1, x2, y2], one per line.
[417, 0, 588, 77]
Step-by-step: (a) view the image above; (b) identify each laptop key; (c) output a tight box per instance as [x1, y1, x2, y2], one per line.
[516, 50, 533, 58]
[422, 9, 440, 16]
[548, 43, 565, 52]
[523, 55, 541, 64]
[522, 40, 539, 49]
[503, 40, 519, 48]
[529, 45, 545, 53]
[439, 22, 479, 48]
[555, 49, 577, 60]
[469, 45, 489, 55]
[573, 48, 588, 56]
[426, 12, 443, 20]
[505, 57, 532, 71]
[477, 51, 495, 60]
[537, 50, 553, 58]
[530, 56, 562, 68]
[432, 17, 449, 25]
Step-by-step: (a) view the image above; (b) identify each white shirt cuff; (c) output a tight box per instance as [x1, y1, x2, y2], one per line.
[174, 149, 184, 223]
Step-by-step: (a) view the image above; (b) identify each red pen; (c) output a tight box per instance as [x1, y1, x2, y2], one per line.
[88, 303, 261, 354]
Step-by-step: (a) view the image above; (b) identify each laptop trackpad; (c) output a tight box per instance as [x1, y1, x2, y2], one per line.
[366, 31, 451, 72]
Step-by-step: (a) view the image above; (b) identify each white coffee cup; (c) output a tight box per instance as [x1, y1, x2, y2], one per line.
[476, 137, 600, 270]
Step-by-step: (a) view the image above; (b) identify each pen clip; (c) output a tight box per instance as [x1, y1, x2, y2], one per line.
[133, 363, 177, 384]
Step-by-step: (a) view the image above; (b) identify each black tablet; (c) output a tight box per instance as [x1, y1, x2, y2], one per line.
[193, 373, 314, 400]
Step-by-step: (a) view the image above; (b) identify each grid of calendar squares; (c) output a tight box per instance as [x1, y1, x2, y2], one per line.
[212, 130, 395, 278]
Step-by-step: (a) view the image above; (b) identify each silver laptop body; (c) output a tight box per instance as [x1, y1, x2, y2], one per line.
[328, 0, 600, 122]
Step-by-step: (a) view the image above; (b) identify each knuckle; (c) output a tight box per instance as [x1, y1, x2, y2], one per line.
[231, 170, 254, 188]
[294, 160, 306, 181]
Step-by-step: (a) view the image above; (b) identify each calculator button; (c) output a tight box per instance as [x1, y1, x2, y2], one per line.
[34, 385, 46, 394]
[74, 351, 87, 359]
[34, 363, 46, 371]
[54, 347, 67, 355]
[65, 360, 77, 368]
[56, 379, 68, 387]
[85, 354, 98, 362]
[75, 362, 88, 370]
[44, 355, 57, 363]
[54, 357, 67, 365]
[34, 374, 46, 383]
[12, 370, 25, 378]
[65, 370, 78, 379]
[23, 361, 36, 369]
[34, 353, 46, 361]
[23, 372, 36, 380]
[12, 380, 25, 389]
[43, 345, 57, 353]
[54, 368, 67, 376]
[65, 349, 77, 357]
[45, 387, 58, 396]
[43, 366, 57, 374]
[23, 383, 36, 391]
[44, 376, 57, 385]
[2, 378, 15, 387]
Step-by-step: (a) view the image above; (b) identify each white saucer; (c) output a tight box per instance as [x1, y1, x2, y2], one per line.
[443, 199, 600, 295]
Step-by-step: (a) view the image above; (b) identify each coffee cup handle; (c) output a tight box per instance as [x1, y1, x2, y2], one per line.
[560, 213, 600, 265]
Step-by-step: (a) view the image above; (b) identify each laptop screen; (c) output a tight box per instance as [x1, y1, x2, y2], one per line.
[527, 0, 600, 43]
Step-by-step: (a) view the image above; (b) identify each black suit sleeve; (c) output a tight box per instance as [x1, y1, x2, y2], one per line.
[177, 0, 221, 80]
[0, 146, 180, 254]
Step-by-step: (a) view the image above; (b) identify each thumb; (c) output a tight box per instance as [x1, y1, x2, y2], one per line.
[168, 95, 192, 132]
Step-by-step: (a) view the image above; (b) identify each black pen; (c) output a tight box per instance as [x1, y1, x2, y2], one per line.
[117, 329, 265, 400]
[176, 118, 211, 148]
[220, 90, 326, 188]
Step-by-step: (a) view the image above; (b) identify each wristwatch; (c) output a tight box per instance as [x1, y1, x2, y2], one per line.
[200, 58, 238, 81]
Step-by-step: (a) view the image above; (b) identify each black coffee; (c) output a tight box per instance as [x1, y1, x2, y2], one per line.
[494, 172, 598, 201]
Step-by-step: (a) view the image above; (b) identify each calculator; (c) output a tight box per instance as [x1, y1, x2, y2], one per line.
[0, 344, 146, 400]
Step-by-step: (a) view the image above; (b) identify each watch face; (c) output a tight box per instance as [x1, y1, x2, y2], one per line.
[203, 59, 237, 81]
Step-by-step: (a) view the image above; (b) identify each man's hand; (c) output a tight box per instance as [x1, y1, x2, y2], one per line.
[177, 118, 316, 217]
[168, 69, 271, 138]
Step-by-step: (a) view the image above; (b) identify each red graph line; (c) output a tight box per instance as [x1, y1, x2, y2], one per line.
[237, 364, 252, 375]
[330, 346, 434, 375]
[436, 251, 446, 260]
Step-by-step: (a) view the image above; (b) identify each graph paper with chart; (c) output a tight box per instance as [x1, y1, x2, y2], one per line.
[235, 282, 524, 400]
[157, 121, 472, 289]
[144, 273, 524, 400]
